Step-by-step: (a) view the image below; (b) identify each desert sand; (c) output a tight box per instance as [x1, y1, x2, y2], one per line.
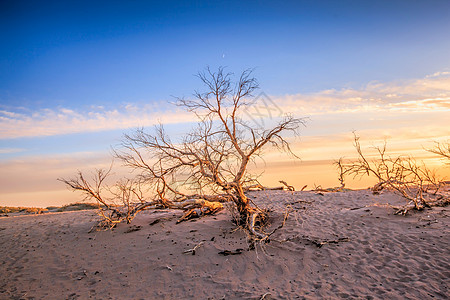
[0, 190, 448, 299]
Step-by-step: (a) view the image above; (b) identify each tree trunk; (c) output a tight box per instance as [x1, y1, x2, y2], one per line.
[232, 184, 252, 224]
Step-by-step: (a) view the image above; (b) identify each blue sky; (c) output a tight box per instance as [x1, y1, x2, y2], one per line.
[2, 0, 449, 110]
[1, 0, 450, 206]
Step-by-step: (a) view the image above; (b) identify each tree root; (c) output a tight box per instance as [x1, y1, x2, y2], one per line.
[244, 184, 284, 191]
[248, 211, 268, 240]
[392, 195, 450, 215]
[244, 180, 297, 192]
[87, 198, 224, 231]
[183, 242, 204, 255]
[260, 293, 271, 300]
[247, 207, 291, 243]
[218, 249, 244, 256]
[177, 205, 223, 223]
[306, 237, 350, 248]
[279, 180, 295, 191]
[280, 235, 350, 248]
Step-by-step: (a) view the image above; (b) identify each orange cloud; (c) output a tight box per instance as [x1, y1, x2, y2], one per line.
[1, 72, 449, 139]
[273, 72, 450, 115]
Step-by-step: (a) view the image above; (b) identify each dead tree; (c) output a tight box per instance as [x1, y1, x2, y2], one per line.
[428, 140, 450, 162]
[60, 67, 305, 238]
[337, 133, 449, 214]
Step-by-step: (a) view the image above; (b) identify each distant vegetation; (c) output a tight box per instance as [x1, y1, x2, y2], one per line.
[0, 203, 98, 215]
[0, 207, 47, 214]
[54, 203, 99, 212]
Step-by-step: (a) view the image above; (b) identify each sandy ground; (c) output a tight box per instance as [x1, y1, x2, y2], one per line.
[0, 190, 449, 299]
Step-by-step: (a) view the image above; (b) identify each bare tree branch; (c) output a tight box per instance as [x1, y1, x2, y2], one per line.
[60, 67, 304, 239]
[337, 133, 449, 214]
[428, 140, 450, 162]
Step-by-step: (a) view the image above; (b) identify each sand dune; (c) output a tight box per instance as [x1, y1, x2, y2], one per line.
[0, 190, 448, 299]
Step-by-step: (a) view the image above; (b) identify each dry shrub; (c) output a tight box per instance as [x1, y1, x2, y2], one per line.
[0, 207, 47, 214]
[337, 134, 449, 214]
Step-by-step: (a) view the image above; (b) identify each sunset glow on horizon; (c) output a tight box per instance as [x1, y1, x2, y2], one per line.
[1, 1, 450, 207]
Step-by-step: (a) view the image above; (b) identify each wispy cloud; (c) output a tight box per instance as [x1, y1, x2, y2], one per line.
[425, 71, 450, 78]
[387, 98, 450, 111]
[274, 71, 450, 115]
[0, 148, 24, 154]
[1, 72, 449, 139]
[0, 103, 195, 139]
